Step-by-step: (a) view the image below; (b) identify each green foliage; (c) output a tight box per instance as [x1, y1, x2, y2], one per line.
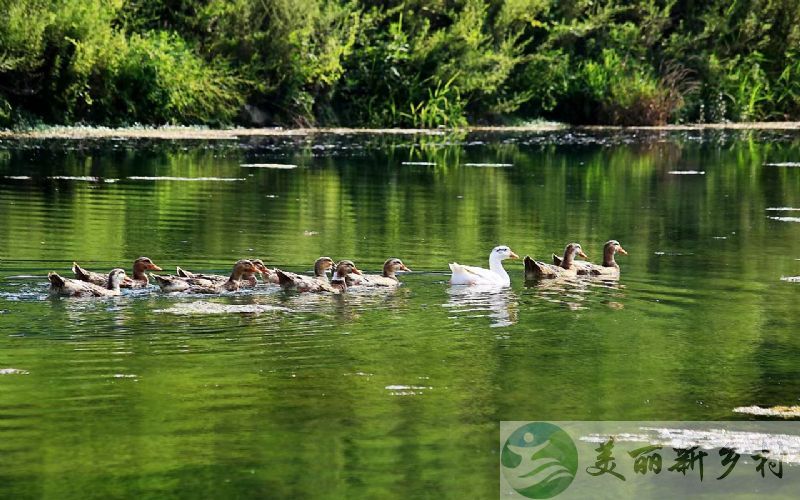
[1, 0, 800, 127]
[111, 32, 243, 125]
[0, 0, 241, 126]
[405, 75, 469, 128]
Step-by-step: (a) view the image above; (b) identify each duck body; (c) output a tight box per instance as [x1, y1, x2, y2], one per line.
[525, 258, 578, 279]
[152, 275, 217, 293]
[49, 268, 128, 297]
[450, 246, 519, 286]
[348, 258, 411, 287]
[524, 243, 588, 280]
[176, 259, 272, 288]
[550, 254, 591, 273]
[275, 257, 337, 293]
[276, 270, 336, 293]
[154, 260, 258, 294]
[73, 257, 161, 288]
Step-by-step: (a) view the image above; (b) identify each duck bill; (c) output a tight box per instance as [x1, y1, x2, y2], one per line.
[617, 246, 628, 256]
[148, 264, 163, 271]
[401, 265, 412, 272]
[351, 267, 363, 275]
[509, 252, 520, 260]
[578, 250, 588, 259]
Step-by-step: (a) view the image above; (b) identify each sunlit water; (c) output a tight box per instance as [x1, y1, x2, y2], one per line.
[0, 130, 799, 498]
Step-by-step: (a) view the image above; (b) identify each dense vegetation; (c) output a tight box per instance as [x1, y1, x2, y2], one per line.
[1, 0, 799, 128]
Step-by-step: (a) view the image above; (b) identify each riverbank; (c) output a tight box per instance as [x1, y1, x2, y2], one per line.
[3, 122, 800, 141]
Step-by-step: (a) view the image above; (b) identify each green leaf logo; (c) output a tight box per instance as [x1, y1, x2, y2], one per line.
[501, 422, 578, 498]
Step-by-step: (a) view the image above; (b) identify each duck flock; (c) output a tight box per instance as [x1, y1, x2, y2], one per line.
[46, 240, 627, 298]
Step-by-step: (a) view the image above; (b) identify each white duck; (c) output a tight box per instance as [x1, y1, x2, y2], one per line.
[449, 246, 520, 286]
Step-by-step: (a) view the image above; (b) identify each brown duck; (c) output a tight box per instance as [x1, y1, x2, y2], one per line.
[552, 240, 628, 277]
[524, 243, 588, 280]
[176, 259, 272, 288]
[330, 260, 362, 292]
[275, 257, 337, 293]
[49, 268, 128, 297]
[72, 257, 162, 288]
[153, 260, 259, 293]
[347, 258, 411, 287]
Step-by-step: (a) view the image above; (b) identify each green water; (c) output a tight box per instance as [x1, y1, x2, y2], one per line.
[0, 130, 798, 498]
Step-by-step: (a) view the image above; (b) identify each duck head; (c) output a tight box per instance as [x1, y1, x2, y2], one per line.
[314, 257, 336, 277]
[333, 260, 361, 279]
[560, 243, 588, 268]
[571, 243, 588, 259]
[603, 240, 627, 266]
[230, 259, 259, 281]
[492, 246, 520, 261]
[382, 258, 411, 278]
[251, 259, 271, 276]
[132, 257, 161, 280]
[106, 268, 128, 290]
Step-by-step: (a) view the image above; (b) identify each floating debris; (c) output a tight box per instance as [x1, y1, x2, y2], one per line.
[780, 276, 800, 283]
[764, 162, 800, 167]
[766, 207, 800, 211]
[154, 301, 288, 315]
[401, 161, 437, 166]
[768, 216, 800, 223]
[712, 236, 727, 240]
[0, 368, 29, 375]
[303, 230, 319, 236]
[113, 374, 137, 379]
[733, 405, 800, 418]
[668, 170, 705, 175]
[240, 163, 298, 169]
[127, 176, 246, 182]
[3, 175, 31, 180]
[463, 162, 513, 167]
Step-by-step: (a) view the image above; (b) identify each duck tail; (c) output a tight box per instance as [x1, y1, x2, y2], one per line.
[275, 269, 294, 288]
[523, 256, 544, 280]
[552, 253, 562, 266]
[48, 272, 65, 287]
[176, 266, 192, 278]
[150, 274, 170, 287]
[72, 262, 90, 281]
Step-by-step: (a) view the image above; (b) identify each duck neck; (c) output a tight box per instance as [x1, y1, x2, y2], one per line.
[382, 264, 396, 279]
[314, 261, 328, 278]
[602, 247, 618, 268]
[107, 275, 121, 291]
[330, 271, 347, 289]
[229, 266, 246, 283]
[489, 254, 509, 281]
[561, 248, 575, 269]
[131, 264, 147, 281]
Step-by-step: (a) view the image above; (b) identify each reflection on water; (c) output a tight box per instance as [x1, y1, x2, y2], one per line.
[0, 130, 799, 498]
[444, 286, 519, 327]
[524, 277, 627, 311]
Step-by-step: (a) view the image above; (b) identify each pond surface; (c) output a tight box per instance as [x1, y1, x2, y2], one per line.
[0, 130, 799, 498]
